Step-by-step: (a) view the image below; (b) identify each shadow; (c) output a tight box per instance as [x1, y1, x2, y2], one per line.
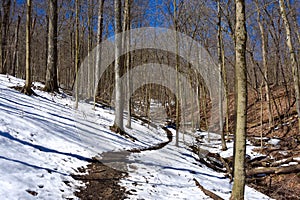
[0, 131, 93, 162]
[0, 94, 75, 127]
[0, 155, 68, 176]
[128, 159, 226, 180]
[0, 95, 36, 110]
[162, 166, 226, 179]
[181, 152, 196, 159]
[123, 178, 199, 188]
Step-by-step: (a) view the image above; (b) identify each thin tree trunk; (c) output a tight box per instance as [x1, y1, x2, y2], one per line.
[278, 0, 300, 132]
[181, 84, 186, 141]
[218, 0, 227, 151]
[255, 0, 273, 128]
[230, 0, 247, 199]
[69, 30, 73, 89]
[287, 0, 300, 45]
[12, 15, 21, 77]
[75, 0, 79, 109]
[124, 0, 132, 128]
[191, 84, 195, 131]
[196, 76, 201, 130]
[45, 14, 49, 80]
[147, 85, 151, 128]
[44, 0, 59, 92]
[0, 8, 2, 74]
[87, 0, 94, 99]
[221, 33, 230, 137]
[174, 0, 180, 147]
[260, 85, 263, 148]
[94, 0, 104, 109]
[1, 0, 11, 74]
[203, 85, 209, 141]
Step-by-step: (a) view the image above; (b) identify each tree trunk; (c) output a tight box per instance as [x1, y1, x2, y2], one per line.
[94, 0, 104, 109]
[221, 31, 230, 137]
[87, 0, 94, 99]
[113, 0, 124, 130]
[247, 164, 300, 177]
[0, 0, 11, 74]
[69, 28, 73, 89]
[0, 7, 2, 74]
[278, 0, 300, 132]
[174, 0, 180, 147]
[12, 15, 21, 77]
[44, 0, 59, 92]
[255, 0, 273, 128]
[218, 0, 227, 151]
[75, 0, 79, 109]
[230, 0, 247, 199]
[22, 0, 33, 95]
[124, 0, 132, 128]
[286, 0, 300, 45]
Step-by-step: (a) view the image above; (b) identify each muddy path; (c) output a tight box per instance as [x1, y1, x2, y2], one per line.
[72, 127, 172, 200]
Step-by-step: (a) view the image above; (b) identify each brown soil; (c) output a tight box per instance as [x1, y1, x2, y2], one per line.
[248, 173, 300, 200]
[72, 127, 173, 200]
[230, 85, 300, 200]
[72, 158, 128, 200]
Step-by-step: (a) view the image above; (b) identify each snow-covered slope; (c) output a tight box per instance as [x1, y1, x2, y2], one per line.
[0, 75, 271, 199]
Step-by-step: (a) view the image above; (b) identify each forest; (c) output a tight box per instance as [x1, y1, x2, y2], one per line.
[0, 0, 300, 199]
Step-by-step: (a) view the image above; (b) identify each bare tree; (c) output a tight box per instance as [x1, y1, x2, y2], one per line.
[75, 0, 79, 109]
[94, 0, 105, 109]
[44, 0, 59, 92]
[230, 0, 247, 199]
[255, 0, 273, 127]
[87, 0, 95, 99]
[217, 0, 227, 151]
[278, 0, 300, 132]
[22, 0, 33, 95]
[12, 15, 21, 77]
[286, 0, 300, 45]
[124, 0, 132, 128]
[0, 0, 11, 74]
[174, 0, 180, 146]
[113, 0, 124, 131]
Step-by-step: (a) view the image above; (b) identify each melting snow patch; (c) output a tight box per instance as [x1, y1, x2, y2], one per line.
[268, 138, 281, 146]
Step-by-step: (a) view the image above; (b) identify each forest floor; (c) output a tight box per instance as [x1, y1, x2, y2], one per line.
[72, 153, 129, 200]
[0, 74, 298, 199]
[228, 85, 300, 200]
[73, 88, 300, 200]
[73, 127, 173, 200]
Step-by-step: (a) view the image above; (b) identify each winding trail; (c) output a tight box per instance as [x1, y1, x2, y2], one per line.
[72, 127, 173, 200]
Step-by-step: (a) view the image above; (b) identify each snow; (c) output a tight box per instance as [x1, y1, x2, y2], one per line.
[268, 138, 281, 146]
[0, 75, 272, 199]
[294, 157, 300, 161]
[281, 162, 298, 167]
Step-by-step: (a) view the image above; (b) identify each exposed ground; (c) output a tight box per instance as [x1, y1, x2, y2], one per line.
[231, 85, 300, 200]
[73, 127, 173, 200]
[72, 154, 129, 200]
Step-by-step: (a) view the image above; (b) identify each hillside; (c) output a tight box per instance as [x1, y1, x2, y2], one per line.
[0, 74, 274, 199]
[235, 86, 300, 199]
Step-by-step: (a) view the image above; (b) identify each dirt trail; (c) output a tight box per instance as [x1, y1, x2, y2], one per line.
[72, 127, 172, 200]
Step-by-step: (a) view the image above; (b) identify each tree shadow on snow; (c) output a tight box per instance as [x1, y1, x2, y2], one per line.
[0, 155, 68, 176]
[0, 131, 93, 162]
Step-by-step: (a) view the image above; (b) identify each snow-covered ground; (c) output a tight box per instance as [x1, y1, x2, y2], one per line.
[0, 75, 272, 199]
